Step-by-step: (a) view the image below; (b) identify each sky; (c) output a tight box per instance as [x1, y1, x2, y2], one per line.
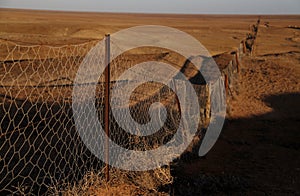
[0, 0, 299, 14]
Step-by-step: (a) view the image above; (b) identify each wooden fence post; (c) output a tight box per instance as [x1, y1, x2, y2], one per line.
[242, 40, 246, 54]
[224, 74, 229, 94]
[235, 51, 240, 73]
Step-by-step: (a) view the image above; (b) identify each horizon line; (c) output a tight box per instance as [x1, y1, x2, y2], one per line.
[1, 7, 300, 16]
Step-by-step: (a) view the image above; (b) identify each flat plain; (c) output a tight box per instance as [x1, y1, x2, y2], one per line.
[0, 8, 300, 195]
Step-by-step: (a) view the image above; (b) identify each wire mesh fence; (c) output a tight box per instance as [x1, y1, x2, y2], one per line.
[0, 17, 262, 194]
[0, 40, 103, 194]
[0, 38, 212, 194]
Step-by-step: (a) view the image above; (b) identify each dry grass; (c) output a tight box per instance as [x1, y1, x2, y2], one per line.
[50, 167, 172, 195]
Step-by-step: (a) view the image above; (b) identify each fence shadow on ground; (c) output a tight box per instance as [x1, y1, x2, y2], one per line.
[171, 92, 300, 195]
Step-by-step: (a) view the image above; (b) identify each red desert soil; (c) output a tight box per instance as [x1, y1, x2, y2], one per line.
[178, 56, 300, 195]
[178, 19, 300, 195]
[0, 9, 300, 195]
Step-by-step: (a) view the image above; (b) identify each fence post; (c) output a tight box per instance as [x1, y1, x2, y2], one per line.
[242, 40, 246, 54]
[172, 79, 181, 117]
[104, 34, 110, 182]
[224, 74, 229, 94]
[235, 51, 240, 73]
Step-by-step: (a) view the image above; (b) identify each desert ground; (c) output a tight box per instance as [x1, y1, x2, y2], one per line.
[0, 8, 300, 195]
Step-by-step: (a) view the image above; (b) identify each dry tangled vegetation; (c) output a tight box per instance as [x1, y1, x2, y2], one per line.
[51, 168, 171, 195]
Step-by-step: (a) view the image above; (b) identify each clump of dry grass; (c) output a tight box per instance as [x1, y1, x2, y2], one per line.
[50, 166, 172, 195]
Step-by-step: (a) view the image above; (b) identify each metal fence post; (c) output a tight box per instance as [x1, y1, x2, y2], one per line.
[104, 34, 110, 182]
